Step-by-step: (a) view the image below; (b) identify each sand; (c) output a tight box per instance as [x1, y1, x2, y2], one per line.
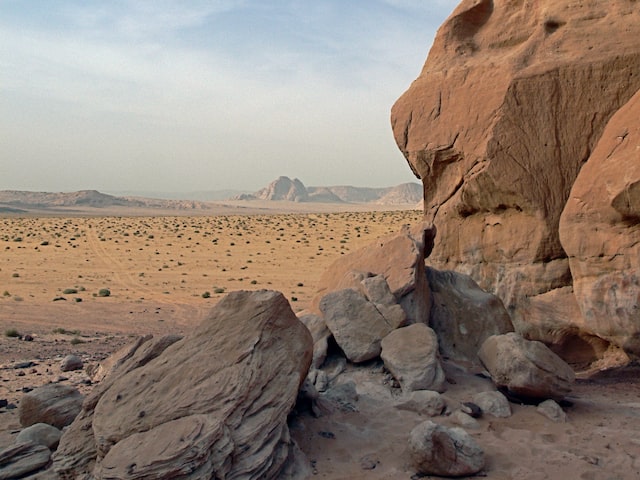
[1, 206, 639, 479]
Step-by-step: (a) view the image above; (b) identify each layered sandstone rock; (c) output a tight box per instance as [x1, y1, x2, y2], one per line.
[53, 290, 313, 480]
[560, 90, 640, 357]
[391, 0, 640, 345]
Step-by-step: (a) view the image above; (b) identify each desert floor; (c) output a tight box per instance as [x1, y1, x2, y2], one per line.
[1, 205, 639, 479]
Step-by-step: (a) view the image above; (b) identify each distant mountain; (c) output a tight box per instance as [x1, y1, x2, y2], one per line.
[235, 177, 422, 205]
[0, 190, 214, 211]
[107, 190, 249, 201]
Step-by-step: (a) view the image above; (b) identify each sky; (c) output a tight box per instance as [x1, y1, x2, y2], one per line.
[1, 0, 458, 194]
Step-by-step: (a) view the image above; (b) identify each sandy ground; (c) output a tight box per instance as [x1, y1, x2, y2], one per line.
[1, 206, 639, 479]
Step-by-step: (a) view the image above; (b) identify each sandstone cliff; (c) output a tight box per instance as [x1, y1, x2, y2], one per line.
[391, 0, 640, 359]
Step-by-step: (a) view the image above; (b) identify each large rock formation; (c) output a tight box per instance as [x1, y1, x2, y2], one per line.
[560, 89, 640, 357]
[391, 0, 640, 357]
[53, 290, 313, 480]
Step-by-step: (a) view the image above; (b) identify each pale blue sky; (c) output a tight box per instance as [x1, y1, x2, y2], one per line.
[1, 1, 457, 193]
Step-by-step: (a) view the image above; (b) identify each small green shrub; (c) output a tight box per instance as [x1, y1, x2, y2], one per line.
[2, 291, 10, 297]
[97, 288, 111, 297]
[5, 328, 20, 338]
[12, 273, 19, 278]
[62, 288, 78, 294]
[70, 337, 85, 345]
[202, 291, 211, 299]
[213, 287, 225, 294]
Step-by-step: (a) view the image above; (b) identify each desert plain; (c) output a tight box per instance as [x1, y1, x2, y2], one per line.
[1, 204, 640, 479]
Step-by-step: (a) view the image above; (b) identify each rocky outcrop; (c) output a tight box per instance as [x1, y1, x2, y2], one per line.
[559, 89, 640, 357]
[255, 176, 309, 202]
[478, 333, 575, 401]
[52, 290, 313, 480]
[391, 0, 640, 354]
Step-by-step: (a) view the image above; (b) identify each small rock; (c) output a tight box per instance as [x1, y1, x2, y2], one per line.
[318, 431, 335, 439]
[472, 391, 511, 418]
[409, 421, 485, 477]
[360, 454, 380, 470]
[537, 399, 568, 422]
[22, 335, 34, 342]
[395, 390, 446, 417]
[16, 423, 62, 450]
[451, 410, 481, 429]
[12, 361, 36, 370]
[0, 399, 8, 409]
[461, 402, 483, 418]
[60, 355, 83, 372]
[322, 381, 358, 412]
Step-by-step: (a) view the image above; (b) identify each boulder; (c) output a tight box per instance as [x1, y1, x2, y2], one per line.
[395, 390, 446, 417]
[380, 324, 446, 393]
[0, 443, 51, 480]
[391, 0, 640, 345]
[478, 333, 575, 401]
[361, 274, 408, 329]
[560, 89, 640, 358]
[408, 421, 485, 477]
[537, 399, 568, 423]
[16, 423, 62, 450]
[472, 391, 511, 418]
[320, 288, 392, 363]
[427, 267, 514, 363]
[60, 354, 83, 372]
[312, 224, 436, 325]
[53, 290, 313, 480]
[19, 384, 83, 429]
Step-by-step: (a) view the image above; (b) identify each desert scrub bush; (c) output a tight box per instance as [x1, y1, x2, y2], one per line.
[5, 328, 20, 338]
[213, 287, 225, 294]
[70, 337, 85, 345]
[97, 288, 111, 297]
[62, 288, 78, 294]
[2, 291, 10, 297]
[12, 273, 19, 278]
[202, 291, 211, 299]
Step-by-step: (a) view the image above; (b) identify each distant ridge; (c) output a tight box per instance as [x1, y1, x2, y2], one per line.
[0, 190, 214, 211]
[235, 177, 422, 204]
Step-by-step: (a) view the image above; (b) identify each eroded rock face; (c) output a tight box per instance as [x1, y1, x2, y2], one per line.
[53, 290, 313, 480]
[391, 0, 640, 339]
[560, 89, 640, 358]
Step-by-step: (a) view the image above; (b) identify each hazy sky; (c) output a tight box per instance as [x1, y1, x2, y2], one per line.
[1, 1, 457, 193]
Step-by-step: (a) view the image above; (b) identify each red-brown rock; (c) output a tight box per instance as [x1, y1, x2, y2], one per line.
[560, 90, 640, 357]
[391, 0, 640, 343]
